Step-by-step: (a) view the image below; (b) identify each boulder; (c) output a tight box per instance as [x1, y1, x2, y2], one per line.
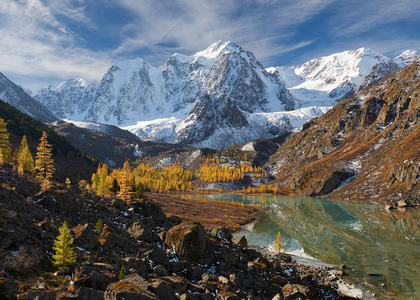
[397, 200, 408, 207]
[121, 257, 147, 275]
[74, 286, 104, 300]
[233, 235, 247, 247]
[282, 283, 321, 299]
[143, 246, 169, 267]
[72, 224, 99, 251]
[104, 274, 155, 300]
[148, 279, 176, 300]
[165, 222, 207, 262]
[127, 220, 157, 242]
[72, 263, 118, 291]
[153, 265, 169, 277]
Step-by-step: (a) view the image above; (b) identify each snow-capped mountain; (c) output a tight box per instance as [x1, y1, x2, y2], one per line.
[272, 47, 394, 107]
[35, 41, 299, 148]
[0, 72, 57, 122]
[394, 50, 420, 66]
[33, 42, 418, 149]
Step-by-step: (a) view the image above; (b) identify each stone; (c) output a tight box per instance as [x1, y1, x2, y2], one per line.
[148, 279, 176, 300]
[397, 200, 408, 207]
[72, 223, 99, 251]
[233, 235, 247, 247]
[72, 263, 118, 291]
[153, 265, 169, 277]
[104, 274, 155, 300]
[339, 264, 347, 270]
[122, 257, 147, 275]
[75, 286, 104, 300]
[165, 222, 207, 262]
[218, 276, 229, 284]
[127, 220, 156, 242]
[143, 246, 169, 267]
[272, 293, 284, 300]
[282, 283, 321, 299]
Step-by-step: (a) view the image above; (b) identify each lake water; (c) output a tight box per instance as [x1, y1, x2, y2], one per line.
[183, 193, 420, 299]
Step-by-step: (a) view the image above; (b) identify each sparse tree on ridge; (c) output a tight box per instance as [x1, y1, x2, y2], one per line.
[18, 135, 34, 173]
[0, 117, 12, 164]
[35, 131, 55, 181]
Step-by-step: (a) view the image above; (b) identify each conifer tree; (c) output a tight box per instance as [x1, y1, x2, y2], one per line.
[0, 117, 12, 164]
[118, 160, 133, 203]
[18, 135, 34, 173]
[52, 221, 77, 269]
[274, 231, 284, 254]
[35, 131, 55, 180]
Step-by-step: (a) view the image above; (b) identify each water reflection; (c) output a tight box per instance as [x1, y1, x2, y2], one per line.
[183, 194, 420, 299]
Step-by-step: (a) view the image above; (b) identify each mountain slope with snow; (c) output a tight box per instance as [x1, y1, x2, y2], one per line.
[35, 41, 298, 148]
[0, 72, 57, 122]
[274, 48, 394, 107]
[33, 43, 419, 149]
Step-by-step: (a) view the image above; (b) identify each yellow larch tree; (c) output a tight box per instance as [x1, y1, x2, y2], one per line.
[0, 117, 12, 164]
[35, 131, 55, 181]
[18, 135, 34, 173]
[118, 160, 133, 203]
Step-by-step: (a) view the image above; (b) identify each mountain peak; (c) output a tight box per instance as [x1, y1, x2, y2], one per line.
[394, 50, 420, 66]
[194, 40, 242, 59]
[55, 78, 90, 91]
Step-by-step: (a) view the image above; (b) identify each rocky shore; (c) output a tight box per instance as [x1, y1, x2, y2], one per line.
[0, 167, 360, 299]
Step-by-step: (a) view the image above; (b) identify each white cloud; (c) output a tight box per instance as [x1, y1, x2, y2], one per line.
[0, 0, 111, 91]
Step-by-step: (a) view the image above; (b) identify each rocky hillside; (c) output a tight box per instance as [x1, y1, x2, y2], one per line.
[266, 60, 420, 205]
[0, 167, 355, 299]
[0, 100, 96, 182]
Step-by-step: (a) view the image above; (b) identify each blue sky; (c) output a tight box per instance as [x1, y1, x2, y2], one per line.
[1, 0, 419, 91]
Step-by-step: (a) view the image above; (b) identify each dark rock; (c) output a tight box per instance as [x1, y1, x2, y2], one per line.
[165, 222, 207, 262]
[143, 246, 169, 267]
[153, 265, 169, 277]
[316, 169, 356, 195]
[211, 227, 233, 244]
[75, 286, 104, 300]
[121, 257, 147, 275]
[72, 223, 99, 251]
[0, 276, 19, 299]
[233, 235, 247, 247]
[98, 225, 120, 254]
[127, 220, 157, 242]
[282, 283, 322, 299]
[164, 275, 188, 295]
[72, 263, 118, 291]
[130, 199, 166, 223]
[104, 274, 156, 300]
[148, 279, 176, 300]
[15, 180, 33, 197]
[339, 264, 347, 270]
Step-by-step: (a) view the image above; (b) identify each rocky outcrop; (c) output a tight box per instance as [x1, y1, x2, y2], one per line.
[165, 222, 208, 262]
[267, 61, 420, 204]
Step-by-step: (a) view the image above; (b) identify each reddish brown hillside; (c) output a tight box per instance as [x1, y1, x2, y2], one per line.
[266, 61, 420, 205]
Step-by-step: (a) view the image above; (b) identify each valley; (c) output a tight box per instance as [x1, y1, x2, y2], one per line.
[0, 40, 419, 299]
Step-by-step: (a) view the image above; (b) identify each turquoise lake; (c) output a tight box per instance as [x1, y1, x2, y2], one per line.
[183, 193, 420, 299]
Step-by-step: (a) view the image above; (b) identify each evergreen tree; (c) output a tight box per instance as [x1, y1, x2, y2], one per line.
[35, 131, 55, 180]
[0, 117, 11, 164]
[274, 231, 284, 254]
[18, 135, 34, 173]
[52, 222, 77, 269]
[118, 160, 133, 203]
[110, 178, 119, 193]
